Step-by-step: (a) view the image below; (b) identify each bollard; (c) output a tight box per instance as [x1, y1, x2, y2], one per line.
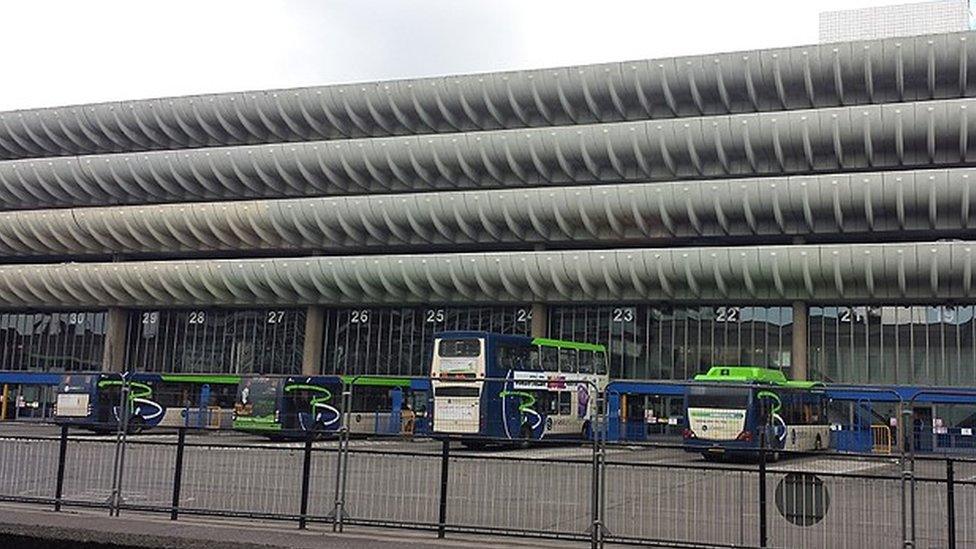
[54, 424, 68, 512]
[170, 427, 186, 520]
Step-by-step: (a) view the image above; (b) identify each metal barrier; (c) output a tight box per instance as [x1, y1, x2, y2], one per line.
[872, 424, 893, 454]
[5, 377, 976, 549]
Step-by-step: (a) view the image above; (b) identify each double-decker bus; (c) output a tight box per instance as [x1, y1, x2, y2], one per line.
[682, 366, 829, 460]
[54, 373, 240, 432]
[431, 331, 608, 446]
[232, 375, 431, 439]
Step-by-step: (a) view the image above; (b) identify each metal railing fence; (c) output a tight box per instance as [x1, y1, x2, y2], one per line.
[2, 377, 976, 549]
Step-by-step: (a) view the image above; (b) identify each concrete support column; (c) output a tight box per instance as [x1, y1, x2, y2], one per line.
[102, 308, 128, 373]
[791, 301, 808, 381]
[530, 303, 547, 338]
[302, 306, 325, 376]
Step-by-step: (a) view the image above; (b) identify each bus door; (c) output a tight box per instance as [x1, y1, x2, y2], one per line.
[624, 394, 646, 441]
[646, 395, 686, 437]
[96, 380, 122, 426]
[386, 387, 403, 435]
[408, 386, 430, 434]
[193, 384, 211, 428]
[830, 398, 873, 453]
[913, 406, 934, 453]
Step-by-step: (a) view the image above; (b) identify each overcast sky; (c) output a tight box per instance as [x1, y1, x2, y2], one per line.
[0, 0, 944, 111]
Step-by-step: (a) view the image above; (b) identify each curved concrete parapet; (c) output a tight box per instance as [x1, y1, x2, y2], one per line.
[3, 98, 976, 210]
[0, 32, 974, 160]
[0, 242, 969, 306]
[0, 168, 973, 257]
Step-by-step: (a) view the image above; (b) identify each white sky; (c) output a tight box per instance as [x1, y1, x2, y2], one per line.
[0, 0, 942, 111]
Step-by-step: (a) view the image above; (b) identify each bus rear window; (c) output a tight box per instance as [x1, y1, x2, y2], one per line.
[438, 339, 481, 357]
[687, 387, 750, 409]
[435, 386, 480, 398]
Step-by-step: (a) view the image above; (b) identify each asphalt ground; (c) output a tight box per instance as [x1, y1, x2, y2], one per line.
[0, 421, 973, 548]
[0, 503, 576, 548]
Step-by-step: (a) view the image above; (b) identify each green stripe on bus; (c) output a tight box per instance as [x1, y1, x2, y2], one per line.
[531, 338, 607, 352]
[160, 374, 242, 385]
[339, 376, 412, 387]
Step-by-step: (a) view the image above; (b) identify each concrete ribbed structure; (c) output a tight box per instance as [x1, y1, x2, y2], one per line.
[2, 30, 976, 384]
[2, 32, 973, 160]
[0, 168, 973, 257]
[3, 98, 976, 209]
[0, 242, 968, 307]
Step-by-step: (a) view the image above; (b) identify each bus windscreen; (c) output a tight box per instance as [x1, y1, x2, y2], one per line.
[439, 339, 480, 357]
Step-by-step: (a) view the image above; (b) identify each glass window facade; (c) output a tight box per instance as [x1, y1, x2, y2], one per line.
[809, 305, 976, 386]
[125, 308, 306, 374]
[321, 306, 532, 376]
[0, 311, 107, 371]
[547, 305, 793, 380]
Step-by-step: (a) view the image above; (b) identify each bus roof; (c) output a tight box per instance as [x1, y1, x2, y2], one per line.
[433, 331, 605, 352]
[693, 366, 821, 389]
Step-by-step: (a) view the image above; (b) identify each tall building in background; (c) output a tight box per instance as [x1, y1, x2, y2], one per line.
[820, 0, 970, 42]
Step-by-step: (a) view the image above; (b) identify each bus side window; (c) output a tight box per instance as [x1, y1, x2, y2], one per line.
[559, 348, 577, 374]
[497, 345, 513, 371]
[541, 347, 559, 372]
[558, 391, 572, 415]
[529, 347, 541, 371]
[578, 350, 593, 374]
[544, 393, 558, 416]
[594, 352, 607, 375]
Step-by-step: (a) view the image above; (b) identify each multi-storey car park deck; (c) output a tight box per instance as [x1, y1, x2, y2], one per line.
[3, 30, 976, 422]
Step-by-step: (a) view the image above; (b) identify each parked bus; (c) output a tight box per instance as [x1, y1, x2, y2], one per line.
[682, 366, 829, 460]
[0, 372, 63, 421]
[54, 373, 240, 432]
[233, 375, 431, 439]
[431, 331, 608, 446]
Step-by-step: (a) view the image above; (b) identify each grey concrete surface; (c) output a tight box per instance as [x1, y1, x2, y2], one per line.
[0, 504, 571, 548]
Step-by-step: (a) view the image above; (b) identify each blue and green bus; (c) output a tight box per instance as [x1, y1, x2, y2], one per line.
[431, 331, 609, 446]
[232, 375, 431, 438]
[54, 373, 240, 432]
[682, 366, 830, 460]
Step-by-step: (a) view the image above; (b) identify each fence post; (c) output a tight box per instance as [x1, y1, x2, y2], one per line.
[332, 381, 352, 533]
[54, 424, 68, 512]
[170, 427, 186, 521]
[946, 459, 956, 549]
[437, 438, 450, 538]
[590, 386, 605, 549]
[758, 429, 768, 549]
[299, 428, 314, 530]
[900, 405, 913, 548]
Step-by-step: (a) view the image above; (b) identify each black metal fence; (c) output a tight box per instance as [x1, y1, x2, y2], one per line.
[2, 377, 976, 548]
[1, 428, 974, 548]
